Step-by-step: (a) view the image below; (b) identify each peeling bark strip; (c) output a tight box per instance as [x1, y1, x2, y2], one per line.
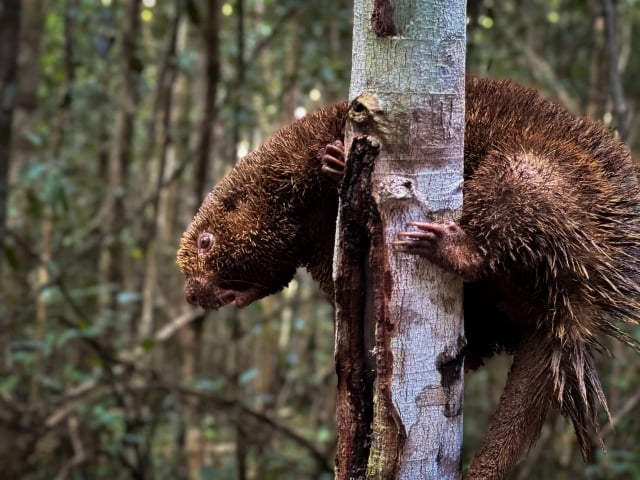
[366, 193, 405, 477]
[371, 0, 398, 37]
[334, 137, 379, 480]
[334, 135, 409, 479]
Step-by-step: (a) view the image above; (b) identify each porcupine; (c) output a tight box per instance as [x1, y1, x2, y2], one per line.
[177, 77, 640, 479]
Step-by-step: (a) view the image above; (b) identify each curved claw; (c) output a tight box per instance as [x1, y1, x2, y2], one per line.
[396, 230, 438, 240]
[321, 140, 346, 183]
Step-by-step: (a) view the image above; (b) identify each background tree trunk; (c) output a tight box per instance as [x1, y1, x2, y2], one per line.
[99, 0, 141, 315]
[138, 1, 181, 342]
[11, 0, 44, 167]
[0, 2, 21, 474]
[335, 0, 466, 478]
[0, 0, 21, 280]
[180, 1, 221, 477]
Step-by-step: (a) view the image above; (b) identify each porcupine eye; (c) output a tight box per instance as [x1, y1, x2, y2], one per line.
[197, 232, 214, 252]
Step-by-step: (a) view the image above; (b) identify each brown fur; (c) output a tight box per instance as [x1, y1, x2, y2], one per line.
[177, 77, 640, 478]
[177, 102, 346, 308]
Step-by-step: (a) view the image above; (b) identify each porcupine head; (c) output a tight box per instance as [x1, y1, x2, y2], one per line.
[176, 103, 348, 309]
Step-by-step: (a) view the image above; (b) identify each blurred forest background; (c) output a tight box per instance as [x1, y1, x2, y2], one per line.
[0, 0, 639, 479]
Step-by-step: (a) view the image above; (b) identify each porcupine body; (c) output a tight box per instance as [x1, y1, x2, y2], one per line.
[177, 77, 640, 478]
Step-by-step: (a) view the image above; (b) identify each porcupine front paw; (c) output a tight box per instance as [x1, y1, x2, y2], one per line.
[394, 221, 485, 281]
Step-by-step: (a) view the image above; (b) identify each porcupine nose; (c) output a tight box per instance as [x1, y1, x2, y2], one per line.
[186, 290, 197, 305]
[184, 277, 201, 306]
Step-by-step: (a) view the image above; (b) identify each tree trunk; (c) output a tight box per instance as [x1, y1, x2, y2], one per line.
[334, 1, 466, 478]
[602, 0, 630, 143]
[0, 21, 21, 478]
[191, 0, 220, 205]
[0, 0, 21, 279]
[138, 2, 181, 341]
[181, 1, 221, 476]
[11, 0, 44, 166]
[99, 0, 141, 315]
